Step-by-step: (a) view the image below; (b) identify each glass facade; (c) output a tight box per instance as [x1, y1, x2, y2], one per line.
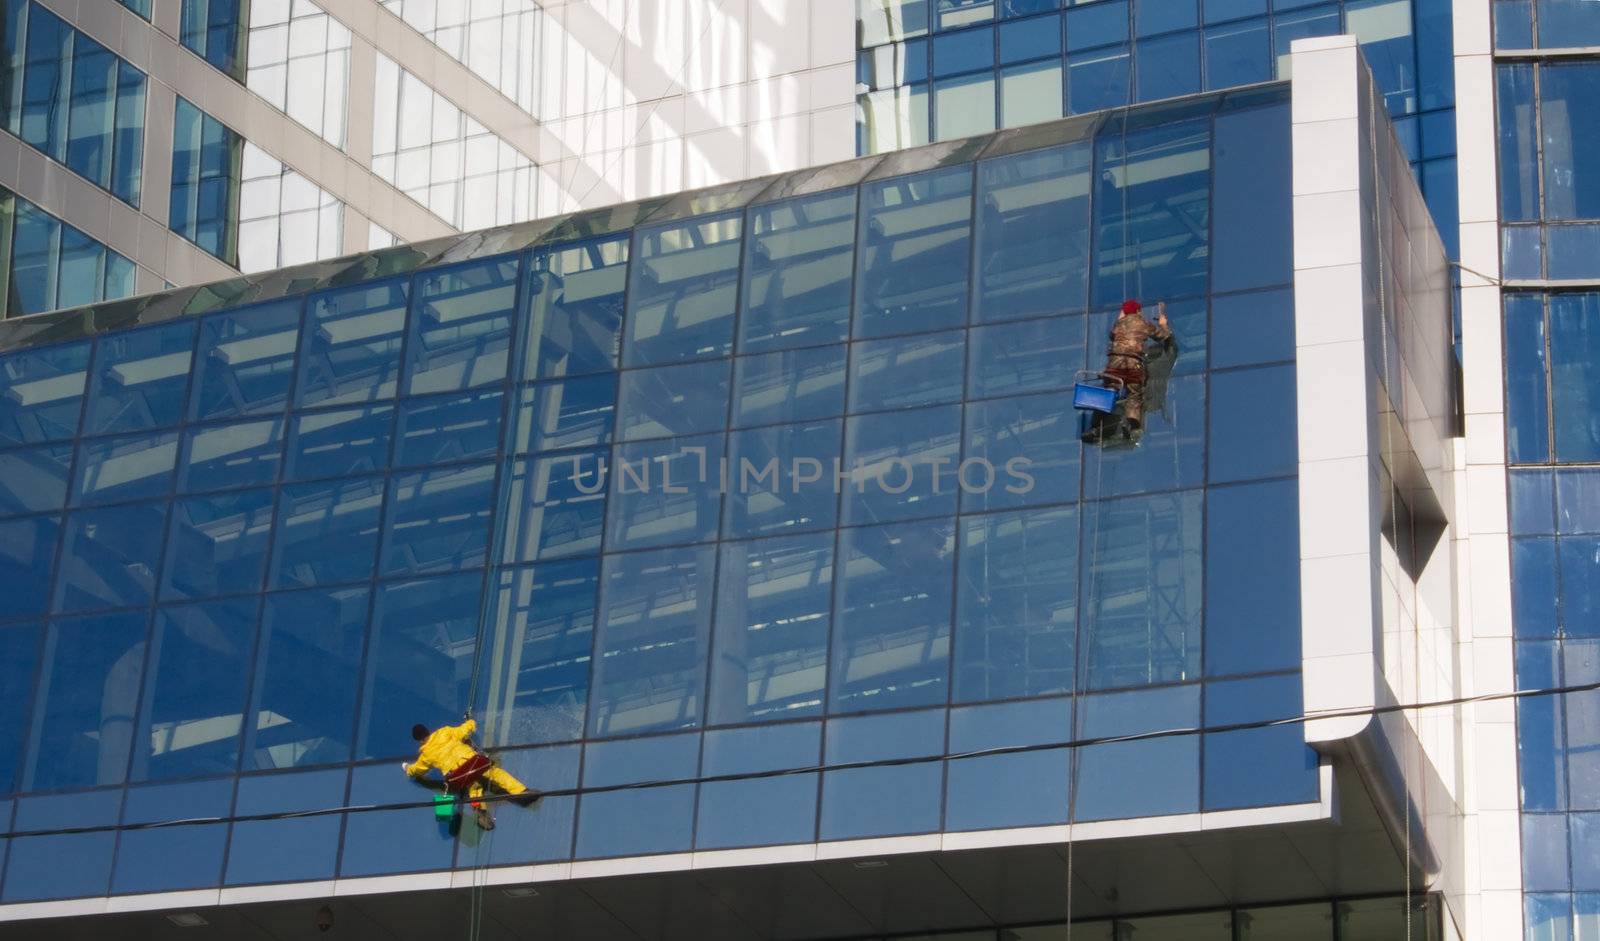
[0, 90, 1314, 900]
[0, 0, 146, 207]
[170, 97, 242, 265]
[380, 0, 542, 117]
[180, 0, 249, 81]
[855, 0, 1459, 256]
[1495, 3, 1600, 938]
[243, 0, 351, 149]
[0, 186, 136, 319]
[372, 53, 538, 230]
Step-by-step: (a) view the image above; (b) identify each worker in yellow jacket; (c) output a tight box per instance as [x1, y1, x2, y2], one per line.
[403, 717, 538, 830]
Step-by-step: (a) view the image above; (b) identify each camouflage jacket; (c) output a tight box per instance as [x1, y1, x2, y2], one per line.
[1107, 312, 1172, 362]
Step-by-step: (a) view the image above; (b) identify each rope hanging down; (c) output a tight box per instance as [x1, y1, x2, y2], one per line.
[1, 680, 1590, 843]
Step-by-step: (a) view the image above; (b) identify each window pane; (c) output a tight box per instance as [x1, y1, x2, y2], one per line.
[395, 388, 503, 466]
[1093, 117, 1211, 306]
[130, 599, 257, 781]
[1557, 468, 1600, 534]
[190, 300, 302, 420]
[360, 572, 482, 759]
[0, 623, 42, 792]
[740, 190, 857, 353]
[339, 762, 455, 876]
[112, 780, 230, 893]
[732, 344, 847, 428]
[1074, 684, 1200, 820]
[576, 784, 697, 858]
[946, 698, 1071, 830]
[698, 725, 820, 848]
[961, 391, 1081, 512]
[1504, 294, 1550, 464]
[607, 432, 725, 550]
[55, 502, 164, 613]
[974, 145, 1089, 325]
[405, 256, 518, 394]
[1209, 364, 1297, 482]
[65, 35, 117, 188]
[831, 518, 955, 712]
[0, 444, 70, 515]
[161, 488, 274, 600]
[709, 533, 833, 724]
[1212, 288, 1294, 369]
[933, 25, 994, 77]
[514, 375, 615, 455]
[0, 516, 58, 621]
[1550, 293, 1600, 462]
[1212, 100, 1292, 293]
[999, 58, 1063, 128]
[245, 587, 366, 770]
[525, 235, 627, 380]
[1539, 64, 1600, 220]
[1204, 674, 1318, 809]
[1539, 0, 1600, 57]
[1068, 46, 1131, 115]
[1525, 894, 1574, 941]
[1525, 813, 1572, 890]
[1499, 65, 1536, 217]
[502, 450, 608, 562]
[617, 359, 731, 441]
[299, 278, 409, 407]
[1206, 479, 1300, 675]
[724, 420, 841, 538]
[1205, 18, 1270, 89]
[0, 341, 90, 447]
[180, 418, 284, 492]
[856, 166, 973, 337]
[934, 72, 996, 141]
[954, 508, 1077, 701]
[285, 405, 394, 481]
[3, 790, 119, 902]
[381, 462, 495, 576]
[849, 329, 966, 411]
[73, 430, 178, 506]
[85, 321, 196, 434]
[821, 709, 944, 838]
[625, 213, 741, 366]
[591, 545, 715, 736]
[472, 744, 580, 865]
[1081, 372, 1206, 498]
[25, 610, 148, 790]
[1081, 490, 1203, 689]
[967, 315, 1084, 398]
[481, 559, 596, 746]
[1548, 224, 1600, 281]
[1137, 31, 1200, 101]
[843, 405, 961, 524]
[272, 476, 383, 588]
[226, 768, 346, 884]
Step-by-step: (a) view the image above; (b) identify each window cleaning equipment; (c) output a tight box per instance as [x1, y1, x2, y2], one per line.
[1073, 370, 1124, 414]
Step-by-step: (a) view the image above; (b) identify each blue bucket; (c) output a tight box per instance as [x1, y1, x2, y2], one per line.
[1073, 382, 1119, 414]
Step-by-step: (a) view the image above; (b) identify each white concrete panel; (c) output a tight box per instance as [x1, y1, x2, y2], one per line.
[747, 112, 810, 175]
[1297, 340, 1370, 463]
[569, 853, 695, 879]
[1464, 413, 1506, 467]
[1479, 890, 1526, 938]
[815, 833, 944, 860]
[1292, 118, 1360, 197]
[1471, 715, 1520, 812]
[693, 844, 819, 870]
[1302, 553, 1378, 660]
[1288, 38, 1359, 124]
[811, 62, 858, 112]
[1303, 652, 1377, 741]
[1475, 812, 1524, 891]
[686, 0, 750, 93]
[1295, 265, 1365, 347]
[1293, 190, 1363, 269]
[748, 72, 811, 121]
[1453, 0, 1492, 57]
[749, 0, 811, 78]
[811, 0, 857, 67]
[1299, 456, 1374, 560]
[1453, 56, 1500, 226]
[1465, 464, 1508, 536]
[684, 126, 747, 187]
[1467, 534, 1512, 639]
[811, 105, 857, 165]
[1458, 285, 1505, 417]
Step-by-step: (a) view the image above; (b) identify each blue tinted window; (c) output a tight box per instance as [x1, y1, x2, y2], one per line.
[1212, 289, 1293, 368]
[0, 444, 70, 514]
[709, 534, 833, 723]
[1206, 479, 1300, 674]
[849, 329, 966, 411]
[1541, 65, 1600, 219]
[1550, 294, 1600, 462]
[179, 418, 284, 492]
[1538, 0, 1600, 46]
[1209, 364, 1296, 482]
[3, 789, 119, 902]
[955, 508, 1076, 701]
[731, 345, 847, 428]
[1504, 294, 1549, 464]
[968, 316, 1082, 401]
[179, 0, 248, 78]
[525, 235, 628, 380]
[285, 406, 394, 481]
[340, 762, 455, 876]
[1514, 538, 1559, 640]
[831, 519, 954, 712]
[1525, 813, 1571, 890]
[361, 573, 482, 758]
[962, 391, 1081, 511]
[85, 321, 196, 434]
[112, 780, 230, 893]
[607, 432, 725, 550]
[1503, 224, 1542, 280]
[0, 622, 41, 792]
[55, 502, 164, 613]
[1067, 0, 1128, 50]
[575, 784, 697, 858]
[999, 14, 1061, 62]
[1272, 5, 1341, 71]
[110, 63, 144, 204]
[591, 545, 715, 736]
[73, 430, 178, 505]
[1576, 813, 1600, 890]
[821, 710, 944, 839]
[1137, 31, 1200, 101]
[856, 166, 973, 337]
[741, 190, 857, 353]
[24, 610, 148, 790]
[724, 420, 841, 538]
[1094, 117, 1212, 306]
[484, 559, 596, 745]
[130, 599, 256, 780]
[1081, 374, 1206, 497]
[584, 732, 700, 787]
[381, 462, 495, 576]
[1081, 490, 1203, 688]
[1518, 641, 1566, 809]
[1558, 469, 1600, 534]
[974, 143, 1091, 322]
[697, 770, 819, 849]
[1526, 894, 1573, 939]
[395, 389, 503, 466]
[19, 5, 69, 158]
[626, 213, 741, 366]
[247, 588, 368, 769]
[842, 405, 961, 524]
[161, 488, 274, 600]
[190, 300, 302, 421]
[272, 477, 384, 588]
[514, 375, 615, 454]
[933, 26, 994, 76]
[617, 359, 731, 441]
[472, 744, 579, 864]
[0, 516, 56, 621]
[1204, 674, 1318, 809]
[226, 767, 346, 884]
[0, 341, 89, 447]
[947, 748, 1070, 830]
[704, 722, 821, 775]
[1205, 18, 1270, 88]
[1550, 225, 1600, 281]
[1561, 538, 1600, 639]
[299, 279, 409, 406]
[405, 257, 519, 395]
[1075, 684, 1200, 820]
[502, 450, 608, 561]
[1212, 102, 1292, 292]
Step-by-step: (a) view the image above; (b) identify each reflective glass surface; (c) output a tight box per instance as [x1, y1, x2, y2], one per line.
[0, 187, 137, 319]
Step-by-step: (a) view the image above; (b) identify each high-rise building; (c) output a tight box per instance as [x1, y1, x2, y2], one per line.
[0, 0, 1583, 938]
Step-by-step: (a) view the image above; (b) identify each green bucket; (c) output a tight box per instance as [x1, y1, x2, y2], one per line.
[433, 792, 457, 822]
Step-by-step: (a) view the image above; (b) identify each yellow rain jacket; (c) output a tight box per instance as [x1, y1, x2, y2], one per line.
[404, 719, 482, 779]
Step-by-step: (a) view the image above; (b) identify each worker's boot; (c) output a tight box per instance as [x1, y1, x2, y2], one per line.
[474, 804, 496, 831]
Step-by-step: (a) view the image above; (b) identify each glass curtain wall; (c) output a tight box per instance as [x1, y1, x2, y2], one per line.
[380, 0, 542, 117]
[0, 0, 146, 206]
[170, 97, 244, 266]
[0, 90, 1310, 898]
[0, 186, 136, 318]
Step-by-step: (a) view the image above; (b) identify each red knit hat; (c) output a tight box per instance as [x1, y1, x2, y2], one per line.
[1121, 299, 1142, 316]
